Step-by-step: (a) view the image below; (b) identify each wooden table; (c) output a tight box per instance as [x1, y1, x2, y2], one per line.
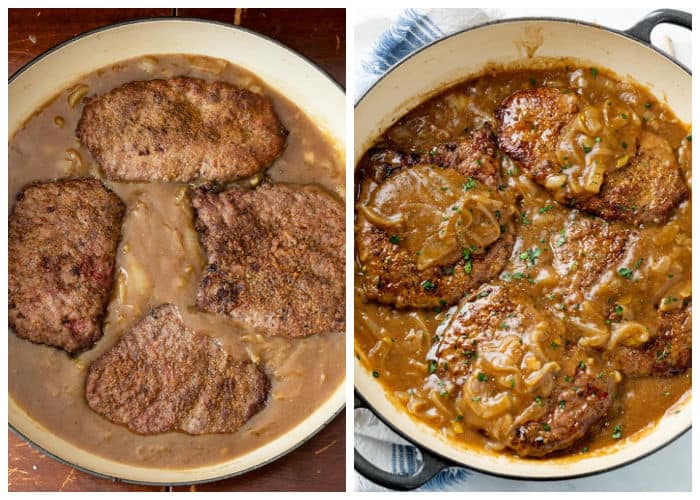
[8, 8, 346, 492]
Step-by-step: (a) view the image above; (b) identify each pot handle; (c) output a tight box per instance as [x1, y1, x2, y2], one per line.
[354, 393, 450, 490]
[625, 9, 691, 44]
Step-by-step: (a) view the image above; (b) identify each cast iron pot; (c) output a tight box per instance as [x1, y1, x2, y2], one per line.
[354, 9, 691, 489]
[9, 17, 346, 486]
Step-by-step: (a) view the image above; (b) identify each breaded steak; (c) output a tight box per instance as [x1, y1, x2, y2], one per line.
[577, 132, 689, 225]
[550, 213, 635, 305]
[497, 87, 579, 182]
[9, 178, 125, 353]
[355, 126, 516, 309]
[497, 88, 688, 225]
[86, 304, 269, 434]
[190, 183, 345, 338]
[609, 301, 692, 377]
[77, 77, 287, 182]
[434, 285, 617, 457]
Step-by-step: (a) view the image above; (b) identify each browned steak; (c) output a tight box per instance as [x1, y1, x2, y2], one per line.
[77, 77, 287, 182]
[497, 88, 687, 225]
[550, 213, 635, 305]
[507, 360, 618, 457]
[86, 304, 269, 435]
[9, 179, 125, 353]
[433, 285, 617, 457]
[421, 124, 501, 188]
[190, 183, 345, 337]
[358, 124, 500, 188]
[497, 87, 579, 182]
[577, 132, 689, 225]
[356, 127, 515, 309]
[609, 301, 691, 377]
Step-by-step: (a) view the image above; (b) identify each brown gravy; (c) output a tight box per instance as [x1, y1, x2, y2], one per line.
[9, 54, 345, 468]
[355, 62, 691, 457]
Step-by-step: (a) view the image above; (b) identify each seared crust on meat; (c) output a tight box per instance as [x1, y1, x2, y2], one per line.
[77, 77, 287, 182]
[433, 285, 617, 457]
[358, 225, 514, 309]
[358, 124, 500, 188]
[190, 183, 345, 337]
[497, 88, 687, 225]
[508, 362, 617, 457]
[86, 304, 269, 435]
[577, 132, 689, 225]
[422, 124, 501, 188]
[497, 87, 579, 182]
[609, 302, 691, 377]
[551, 213, 635, 304]
[9, 178, 125, 353]
[356, 127, 515, 309]
[434, 285, 565, 382]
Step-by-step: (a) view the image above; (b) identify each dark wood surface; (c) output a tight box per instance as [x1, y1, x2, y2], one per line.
[8, 7, 346, 492]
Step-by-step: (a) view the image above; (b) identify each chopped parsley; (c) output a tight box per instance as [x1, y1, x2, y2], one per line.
[583, 145, 592, 154]
[519, 247, 542, 266]
[372, 371, 380, 378]
[556, 228, 567, 247]
[421, 280, 436, 290]
[389, 235, 401, 245]
[550, 340, 560, 349]
[645, 102, 652, 109]
[464, 261, 473, 274]
[477, 372, 488, 382]
[621, 113, 628, 120]
[634, 258, 644, 269]
[617, 267, 633, 279]
[621, 141, 628, 149]
[656, 348, 669, 361]
[539, 204, 555, 214]
[687, 135, 692, 143]
[542, 423, 551, 431]
[612, 424, 623, 439]
[559, 400, 566, 409]
[471, 396, 482, 402]
[535, 396, 543, 406]
[428, 360, 437, 374]
[615, 304, 624, 316]
[463, 177, 477, 191]
[590, 67, 598, 78]
[520, 212, 531, 225]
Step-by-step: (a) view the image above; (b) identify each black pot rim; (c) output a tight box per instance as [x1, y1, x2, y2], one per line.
[8, 15, 346, 487]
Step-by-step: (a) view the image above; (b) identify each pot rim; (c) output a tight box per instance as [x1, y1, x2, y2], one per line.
[353, 14, 691, 482]
[355, 15, 690, 108]
[8, 16, 346, 486]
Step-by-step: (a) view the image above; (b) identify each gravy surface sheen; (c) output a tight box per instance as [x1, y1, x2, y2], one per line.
[355, 62, 691, 457]
[9, 54, 345, 468]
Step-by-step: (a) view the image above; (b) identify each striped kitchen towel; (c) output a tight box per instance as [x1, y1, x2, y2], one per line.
[355, 8, 504, 100]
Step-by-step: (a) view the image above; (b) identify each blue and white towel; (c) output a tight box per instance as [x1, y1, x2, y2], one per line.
[354, 8, 691, 102]
[354, 8, 691, 492]
[355, 408, 691, 492]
